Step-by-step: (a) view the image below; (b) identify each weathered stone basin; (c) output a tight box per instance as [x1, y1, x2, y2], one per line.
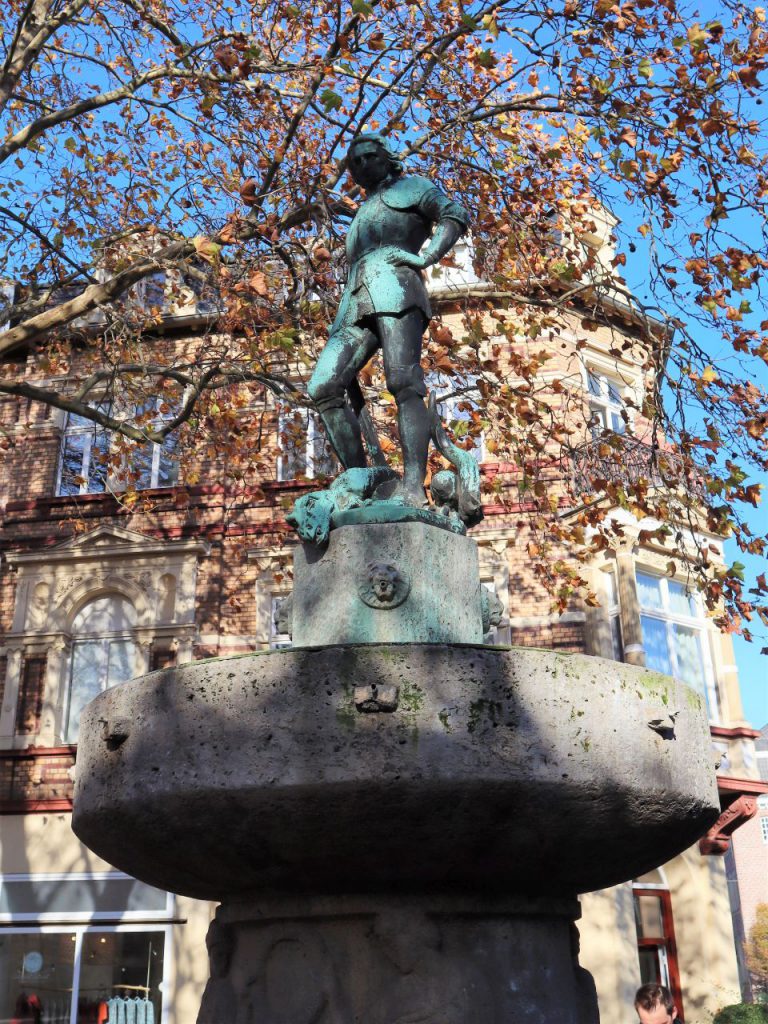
[72, 644, 719, 902]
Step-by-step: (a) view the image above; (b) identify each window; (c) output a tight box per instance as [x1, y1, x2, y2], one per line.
[277, 407, 336, 481]
[57, 400, 179, 496]
[633, 878, 683, 1019]
[57, 413, 110, 496]
[636, 570, 718, 719]
[270, 596, 292, 650]
[133, 271, 167, 312]
[64, 596, 138, 743]
[761, 817, 768, 845]
[587, 370, 627, 436]
[427, 372, 484, 462]
[0, 872, 170, 1024]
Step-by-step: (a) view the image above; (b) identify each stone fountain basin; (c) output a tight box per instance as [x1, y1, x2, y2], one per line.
[72, 645, 719, 901]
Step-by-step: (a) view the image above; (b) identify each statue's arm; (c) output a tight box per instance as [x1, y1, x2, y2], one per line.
[389, 181, 469, 270]
[419, 216, 465, 269]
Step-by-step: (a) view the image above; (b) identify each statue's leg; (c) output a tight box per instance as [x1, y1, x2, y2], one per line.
[308, 325, 378, 469]
[378, 309, 430, 505]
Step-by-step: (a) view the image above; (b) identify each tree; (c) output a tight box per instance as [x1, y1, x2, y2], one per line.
[0, 0, 767, 633]
[746, 903, 768, 997]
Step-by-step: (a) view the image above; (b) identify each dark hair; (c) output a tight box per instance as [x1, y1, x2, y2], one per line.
[346, 133, 403, 177]
[635, 984, 675, 1015]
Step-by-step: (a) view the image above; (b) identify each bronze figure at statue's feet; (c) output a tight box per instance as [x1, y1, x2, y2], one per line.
[289, 133, 481, 545]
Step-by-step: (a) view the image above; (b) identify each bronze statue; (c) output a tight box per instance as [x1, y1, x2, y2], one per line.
[307, 133, 469, 507]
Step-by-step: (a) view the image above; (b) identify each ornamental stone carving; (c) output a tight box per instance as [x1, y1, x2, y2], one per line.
[358, 562, 411, 609]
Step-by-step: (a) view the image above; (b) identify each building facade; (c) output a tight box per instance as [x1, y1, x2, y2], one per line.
[0, 250, 765, 1022]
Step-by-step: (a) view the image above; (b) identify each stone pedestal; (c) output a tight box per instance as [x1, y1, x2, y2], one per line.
[72, 636, 719, 1022]
[292, 521, 483, 646]
[198, 894, 598, 1024]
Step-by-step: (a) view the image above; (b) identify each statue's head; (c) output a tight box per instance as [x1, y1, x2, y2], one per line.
[286, 490, 336, 546]
[346, 133, 403, 189]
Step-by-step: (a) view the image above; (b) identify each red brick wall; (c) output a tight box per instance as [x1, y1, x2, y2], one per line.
[732, 806, 768, 935]
[0, 747, 75, 810]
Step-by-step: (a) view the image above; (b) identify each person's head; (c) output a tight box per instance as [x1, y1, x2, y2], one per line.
[634, 983, 678, 1024]
[346, 133, 402, 189]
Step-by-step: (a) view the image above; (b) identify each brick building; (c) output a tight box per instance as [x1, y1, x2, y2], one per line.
[0, 237, 766, 1022]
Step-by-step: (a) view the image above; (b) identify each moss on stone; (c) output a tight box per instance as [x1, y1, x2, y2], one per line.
[468, 698, 503, 734]
[399, 680, 425, 714]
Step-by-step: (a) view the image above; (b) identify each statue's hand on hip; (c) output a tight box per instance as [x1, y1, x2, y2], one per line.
[382, 246, 427, 271]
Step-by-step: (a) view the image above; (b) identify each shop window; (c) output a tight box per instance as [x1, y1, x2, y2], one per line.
[633, 878, 683, 1019]
[635, 570, 718, 719]
[276, 407, 336, 481]
[64, 597, 138, 744]
[57, 400, 179, 497]
[0, 872, 170, 1024]
[587, 370, 627, 436]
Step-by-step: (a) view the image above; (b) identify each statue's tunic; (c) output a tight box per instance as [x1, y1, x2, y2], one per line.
[330, 175, 469, 335]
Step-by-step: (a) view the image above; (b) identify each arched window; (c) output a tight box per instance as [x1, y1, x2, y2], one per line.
[65, 596, 138, 743]
[633, 870, 683, 1018]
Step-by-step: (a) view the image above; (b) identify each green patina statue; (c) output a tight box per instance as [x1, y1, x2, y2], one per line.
[290, 133, 481, 545]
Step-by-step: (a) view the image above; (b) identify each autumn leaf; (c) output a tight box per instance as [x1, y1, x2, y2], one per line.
[249, 270, 269, 296]
[239, 179, 258, 205]
[193, 237, 221, 263]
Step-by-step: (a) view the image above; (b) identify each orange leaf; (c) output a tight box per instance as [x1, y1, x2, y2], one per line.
[239, 179, 258, 205]
[249, 270, 269, 296]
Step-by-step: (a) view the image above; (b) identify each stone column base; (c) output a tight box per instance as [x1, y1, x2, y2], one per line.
[197, 892, 599, 1024]
[292, 521, 483, 645]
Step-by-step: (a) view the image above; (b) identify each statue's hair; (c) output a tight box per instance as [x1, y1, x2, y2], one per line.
[346, 132, 404, 177]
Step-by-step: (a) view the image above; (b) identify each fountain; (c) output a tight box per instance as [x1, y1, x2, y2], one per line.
[71, 133, 719, 1023]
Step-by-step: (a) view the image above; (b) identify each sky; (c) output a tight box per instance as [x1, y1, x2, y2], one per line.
[617, 209, 768, 729]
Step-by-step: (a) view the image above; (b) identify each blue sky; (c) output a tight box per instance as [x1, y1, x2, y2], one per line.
[616, 209, 768, 728]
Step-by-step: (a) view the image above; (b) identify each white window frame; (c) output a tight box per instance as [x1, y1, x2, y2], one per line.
[0, 922, 172, 1024]
[635, 569, 719, 720]
[64, 632, 139, 744]
[56, 410, 111, 496]
[0, 871, 174, 924]
[602, 567, 623, 662]
[586, 368, 628, 436]
[760, 817, 768, 844]
[269, 595, 292, 650]
[276, 406, 335, 482]
[62, 595, 140, 744]
[56, 398, 180, 497]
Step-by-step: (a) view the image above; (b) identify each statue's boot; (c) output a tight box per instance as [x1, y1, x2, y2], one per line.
[397, 395, 430, 507]
[317, 405, 368, 469]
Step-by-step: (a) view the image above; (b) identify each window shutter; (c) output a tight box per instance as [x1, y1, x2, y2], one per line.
[15, 655, 47, 735]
